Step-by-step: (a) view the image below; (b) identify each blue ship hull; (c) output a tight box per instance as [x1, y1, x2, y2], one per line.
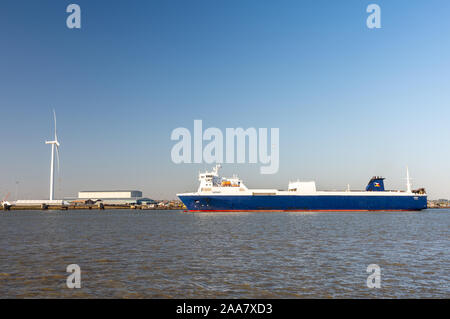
[178, 194, 427, 212]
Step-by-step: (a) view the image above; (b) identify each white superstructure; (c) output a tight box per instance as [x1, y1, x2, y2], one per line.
[179, 165, 422, 197]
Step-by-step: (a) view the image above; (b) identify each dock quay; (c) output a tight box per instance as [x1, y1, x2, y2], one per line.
[2, 200, 186, 211]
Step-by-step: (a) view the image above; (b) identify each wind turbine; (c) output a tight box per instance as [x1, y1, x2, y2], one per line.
[45, 110, 60, 201]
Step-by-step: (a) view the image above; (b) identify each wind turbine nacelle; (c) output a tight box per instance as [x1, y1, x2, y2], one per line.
[45, 140, 60, 146]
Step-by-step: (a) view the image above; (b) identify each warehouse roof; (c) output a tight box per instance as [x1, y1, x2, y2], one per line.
[79, 190, 141, 192]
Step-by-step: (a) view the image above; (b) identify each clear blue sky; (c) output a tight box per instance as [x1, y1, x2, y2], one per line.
[1, 0, 449, 200]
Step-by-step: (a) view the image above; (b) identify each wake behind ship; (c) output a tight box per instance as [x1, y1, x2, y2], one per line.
[177, 165, 427, 212]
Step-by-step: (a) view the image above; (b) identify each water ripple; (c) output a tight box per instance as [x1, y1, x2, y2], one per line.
[0, 209, 449, 298]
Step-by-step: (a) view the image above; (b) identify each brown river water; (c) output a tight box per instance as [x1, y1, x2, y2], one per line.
[0, 209, 448, 298]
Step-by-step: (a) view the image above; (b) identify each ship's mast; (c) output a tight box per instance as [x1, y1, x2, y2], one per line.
[212, 164, 221, 176]
[406, 166, 412, 193]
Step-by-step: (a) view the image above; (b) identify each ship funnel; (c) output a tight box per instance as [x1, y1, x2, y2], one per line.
[366, 176, 385, 191]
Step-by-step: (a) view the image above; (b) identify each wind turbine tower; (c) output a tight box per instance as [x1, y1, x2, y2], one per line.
[45, 110, 60, 201]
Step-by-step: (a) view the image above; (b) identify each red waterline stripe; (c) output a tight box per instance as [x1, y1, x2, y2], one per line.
[186, 209, 420, 212]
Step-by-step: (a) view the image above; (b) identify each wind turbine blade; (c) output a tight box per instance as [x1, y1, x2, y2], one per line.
[53, 109, 57, 140]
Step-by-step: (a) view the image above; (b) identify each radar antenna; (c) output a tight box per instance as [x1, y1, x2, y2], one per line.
[212, 164, 222, 176]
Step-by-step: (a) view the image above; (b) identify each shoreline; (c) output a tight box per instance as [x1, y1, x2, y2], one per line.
[1, 205, 184, 211]
[2, 206, 449, 211]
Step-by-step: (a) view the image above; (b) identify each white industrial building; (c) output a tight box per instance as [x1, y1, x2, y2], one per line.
[78, 190, 142, 199]
[76, 190, 153, 205]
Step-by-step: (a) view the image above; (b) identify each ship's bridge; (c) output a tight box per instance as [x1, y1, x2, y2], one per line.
[197, 165, 248, 193]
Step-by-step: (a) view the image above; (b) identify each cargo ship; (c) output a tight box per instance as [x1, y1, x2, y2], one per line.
[177, 165, 427, 212]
